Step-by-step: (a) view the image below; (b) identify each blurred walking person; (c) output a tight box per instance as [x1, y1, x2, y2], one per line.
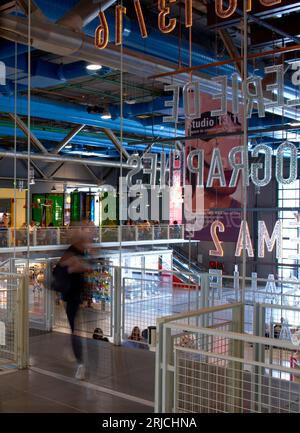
[52, 223, 92, 379]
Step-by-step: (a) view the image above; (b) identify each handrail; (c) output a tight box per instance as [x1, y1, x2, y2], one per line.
[166, 321, 299, 352]
[157, 301, 242, 326]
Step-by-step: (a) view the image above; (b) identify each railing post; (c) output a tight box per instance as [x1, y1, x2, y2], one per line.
[181, 224, 185, 239]
[118, 225, 122, 243]
[200, 273, 210, 314]
[16, 275, 29, 369]
[135, 226, 138, 242]
[161, 324, 173, 413]
[33, 227, 37, 246]
[155, 320, 164, 413]
[7, 228, 12, 247]
[167, 225, 170, 239]
[152, 225, 155, 240]
[227, 304, 244, 413]
[253, 303, 265, 412]
[45, 261, 54, 331]
[251, 272, 257, 304]
[99, 226, 102, 243]
[113, 266, 122, 346]
[56, 227, 60, 245]
[234, 265, 240, 301]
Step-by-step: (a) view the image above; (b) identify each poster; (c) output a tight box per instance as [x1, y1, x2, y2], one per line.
[186, 93, 243, 242]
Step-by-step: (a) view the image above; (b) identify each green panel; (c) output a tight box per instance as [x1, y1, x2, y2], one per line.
[71, 191, 81, 222]
[32, 194, 46, 225]
[45, 194, 64, 227]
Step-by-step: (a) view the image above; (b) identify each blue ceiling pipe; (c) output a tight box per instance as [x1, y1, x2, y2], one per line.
[0, 94, 184, 138]
[0, 125, 167, 153]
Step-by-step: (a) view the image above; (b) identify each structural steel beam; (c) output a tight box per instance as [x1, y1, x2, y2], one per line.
[8, 113, 49, 154]
[20, 159, 48, 180]
[84, 164, 100, 183]
[47, 162, 65, 178]
[250, 14, 300, 47]
[29, 160, 48, 180]
[0, 151, 131, 169]
[218, 29, 242, 76]
[53, 124, 86, 154]
[102, 128, 130, 160]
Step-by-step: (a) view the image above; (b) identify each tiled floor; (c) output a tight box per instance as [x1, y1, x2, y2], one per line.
[0, 332, 155, 413]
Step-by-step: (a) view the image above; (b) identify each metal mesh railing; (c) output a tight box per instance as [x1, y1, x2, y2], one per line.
[156, 301, 300, 413]
[122, 272, 201, 342]
[0, 272, 27, 368]
[1, 224, 185, 249]
[174, 331, 300, 413]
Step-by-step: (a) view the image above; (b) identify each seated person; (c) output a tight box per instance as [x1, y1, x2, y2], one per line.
[123, 326, 149, 349]
[93, 327, 109, 342]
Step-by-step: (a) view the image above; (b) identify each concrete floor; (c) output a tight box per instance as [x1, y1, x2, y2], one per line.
[0, 332, 155, 413]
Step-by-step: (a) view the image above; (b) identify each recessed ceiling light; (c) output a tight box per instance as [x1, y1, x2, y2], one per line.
[86, 64, 102, 71]
[125, 99, 136, 105]
[101, 113, 112, 120]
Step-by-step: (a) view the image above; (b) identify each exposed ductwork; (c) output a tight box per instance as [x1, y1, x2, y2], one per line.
[0, 93, 183, 139]
[0, 13, 231, 88]
[57, 0, 117, 31]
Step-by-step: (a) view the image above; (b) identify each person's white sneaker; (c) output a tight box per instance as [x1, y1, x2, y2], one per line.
[75, 364, 86, 380]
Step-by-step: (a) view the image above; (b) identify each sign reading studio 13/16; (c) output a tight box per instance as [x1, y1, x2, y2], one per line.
[94, 0, 289, 49]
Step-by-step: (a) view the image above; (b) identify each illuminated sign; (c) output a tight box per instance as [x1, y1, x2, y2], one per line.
[94, 1, 297, 50]
[215, 0, 282, 19]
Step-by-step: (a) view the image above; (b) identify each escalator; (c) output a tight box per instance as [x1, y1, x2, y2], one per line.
[172, 247, 207, 286]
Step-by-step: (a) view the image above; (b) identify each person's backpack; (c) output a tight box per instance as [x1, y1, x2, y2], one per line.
[51, 263, 71, 296]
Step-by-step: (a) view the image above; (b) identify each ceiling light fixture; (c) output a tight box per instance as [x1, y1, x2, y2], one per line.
[101, 109, 112, 120]
[86, 64, 102, 71]
[125, 99, 137, 105]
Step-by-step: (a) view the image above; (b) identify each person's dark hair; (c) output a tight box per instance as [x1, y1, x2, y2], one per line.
[142, 329, 148, 341]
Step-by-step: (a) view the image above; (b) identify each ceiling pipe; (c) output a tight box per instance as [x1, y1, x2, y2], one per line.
[0, 10, 298, 133]
[33, 0, 234, 76]
[0, 94, 183, 139]
[0, 125, 168, 153]
[0, 14, 231, 86]
[0, 150, 132, 168]
[57, 0, 117, 31]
